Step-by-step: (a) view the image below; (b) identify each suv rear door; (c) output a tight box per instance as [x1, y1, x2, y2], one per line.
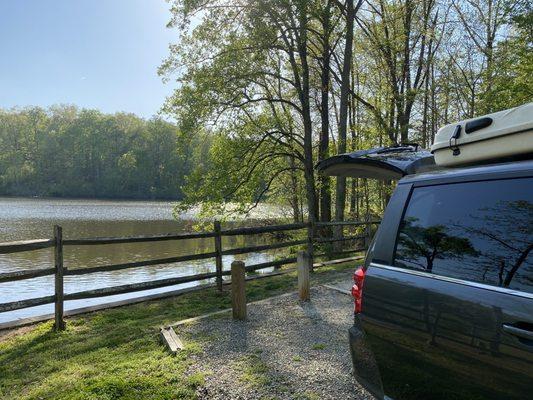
[362, 173, 533, 400]
[316, 145, 437, 180]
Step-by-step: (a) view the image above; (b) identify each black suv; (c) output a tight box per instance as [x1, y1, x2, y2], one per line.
[318, 147, 533, 400]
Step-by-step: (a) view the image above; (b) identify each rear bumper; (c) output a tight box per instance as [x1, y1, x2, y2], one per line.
[349, 316, 385, 399]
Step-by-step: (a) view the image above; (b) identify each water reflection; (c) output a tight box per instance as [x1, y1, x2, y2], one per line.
[0, 198, 293, 323]
[396, 217, 479, 272]
[395, 179, 533, 292]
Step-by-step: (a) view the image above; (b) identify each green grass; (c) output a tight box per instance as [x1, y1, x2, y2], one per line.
[0, 261, 356, 400]
[296, 392, 320, 400]
[236, 354, 271, 387]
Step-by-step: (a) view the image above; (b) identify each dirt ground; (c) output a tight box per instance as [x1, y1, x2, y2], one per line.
[176, 285, 373, 400]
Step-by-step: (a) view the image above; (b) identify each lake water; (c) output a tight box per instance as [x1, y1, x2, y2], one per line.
[0, 197, 289, 324]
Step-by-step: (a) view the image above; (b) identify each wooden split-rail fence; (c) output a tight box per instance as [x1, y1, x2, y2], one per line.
[0, 219, 379, 331]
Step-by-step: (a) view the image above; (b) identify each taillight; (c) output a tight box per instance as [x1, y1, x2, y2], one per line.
[351, 266, 366, 314]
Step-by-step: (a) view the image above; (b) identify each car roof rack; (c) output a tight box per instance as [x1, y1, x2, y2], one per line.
[431, 102, 533, 167]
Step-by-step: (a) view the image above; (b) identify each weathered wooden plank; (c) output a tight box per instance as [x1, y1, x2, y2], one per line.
[160, 326, 184, 355]
[245, 257, 297, 272]
[0, 267, 56, 283]
[0, 239, 54, 254]
[0, 295, 56, 313]
[53, 226, 66, 331]
[231, 261, 246, 320]
[220, 223, 307, 236]
[222, 239, 306, 256]
[297, 251, 311, 301]
[64, 271, 219, 300]
[65, 251, 218, 275]
[63, 231, 216, 246]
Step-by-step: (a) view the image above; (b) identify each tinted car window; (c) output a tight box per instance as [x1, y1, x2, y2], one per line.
[394, 177, 533, 293]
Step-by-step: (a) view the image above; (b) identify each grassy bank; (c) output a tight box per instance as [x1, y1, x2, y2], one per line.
[0, 261, 357, 400]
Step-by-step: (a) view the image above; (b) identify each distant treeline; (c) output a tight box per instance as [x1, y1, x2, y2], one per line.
[0, 106, 208, 200]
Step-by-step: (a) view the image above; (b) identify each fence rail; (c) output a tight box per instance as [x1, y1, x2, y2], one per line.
[0, 267, 56, 283]
[63, 231, 217, 246]
[0, 219, 378, 330]
[64, 252, 219, 276]
[0, 239, 55, 254]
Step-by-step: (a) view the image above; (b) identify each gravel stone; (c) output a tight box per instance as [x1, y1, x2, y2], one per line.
[178, 285, 374, 399]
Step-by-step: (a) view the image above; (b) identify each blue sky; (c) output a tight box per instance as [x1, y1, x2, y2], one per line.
[0, 0, 177, 118]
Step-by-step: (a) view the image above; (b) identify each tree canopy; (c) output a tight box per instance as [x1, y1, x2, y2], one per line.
[160, 0, 532, 222]
[2, 0, 530, 221]
[0, 106, 204, 200]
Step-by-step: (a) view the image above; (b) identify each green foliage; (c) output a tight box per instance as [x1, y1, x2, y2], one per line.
[480, 8, 533, 112]
[0, 106, 196, 199]
[161, 0, 315, 221]
[161, 0, 533, 224]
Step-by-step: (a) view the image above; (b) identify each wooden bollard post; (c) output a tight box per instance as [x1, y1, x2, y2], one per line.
[231, 261, 246, 320]
[214, 220, 223, 291]
[297, 251, 310, 301]
[53, 225, 66, 331]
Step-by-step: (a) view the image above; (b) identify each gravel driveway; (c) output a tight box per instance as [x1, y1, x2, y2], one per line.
[176, 285, 373, 400]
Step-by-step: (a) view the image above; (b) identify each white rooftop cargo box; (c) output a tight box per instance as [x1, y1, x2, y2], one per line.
[431, 102, 533, 167]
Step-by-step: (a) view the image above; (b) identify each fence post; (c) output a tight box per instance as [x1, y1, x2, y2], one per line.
[231, 261, 246, 320]
[214, 220, 223, 291]
[307, 220, 314, 272]
[53, 225, 65, 331]
[297, 251, 310, 301]
[364, 222, 372, 250]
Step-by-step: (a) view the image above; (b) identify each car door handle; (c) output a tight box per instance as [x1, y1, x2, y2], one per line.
[502, 324, 533, 341]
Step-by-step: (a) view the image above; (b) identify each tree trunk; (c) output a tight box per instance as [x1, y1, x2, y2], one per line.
[422, 69, 430, 148]
[289, 156, 301, 222]
[334, 0, 357, 238]
[319, 0, 332, 223]
[298, 1, 319, 225]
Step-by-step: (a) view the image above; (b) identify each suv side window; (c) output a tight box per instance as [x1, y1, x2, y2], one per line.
[394, 177, 533, 294]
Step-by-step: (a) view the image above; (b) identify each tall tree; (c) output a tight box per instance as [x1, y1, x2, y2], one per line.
[356, 0, 440, 143]
[161, 0, 320, 222]
[157, 0, 530, 225]
[318, 0, 333, 223]
[334, 0, 362, 235]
